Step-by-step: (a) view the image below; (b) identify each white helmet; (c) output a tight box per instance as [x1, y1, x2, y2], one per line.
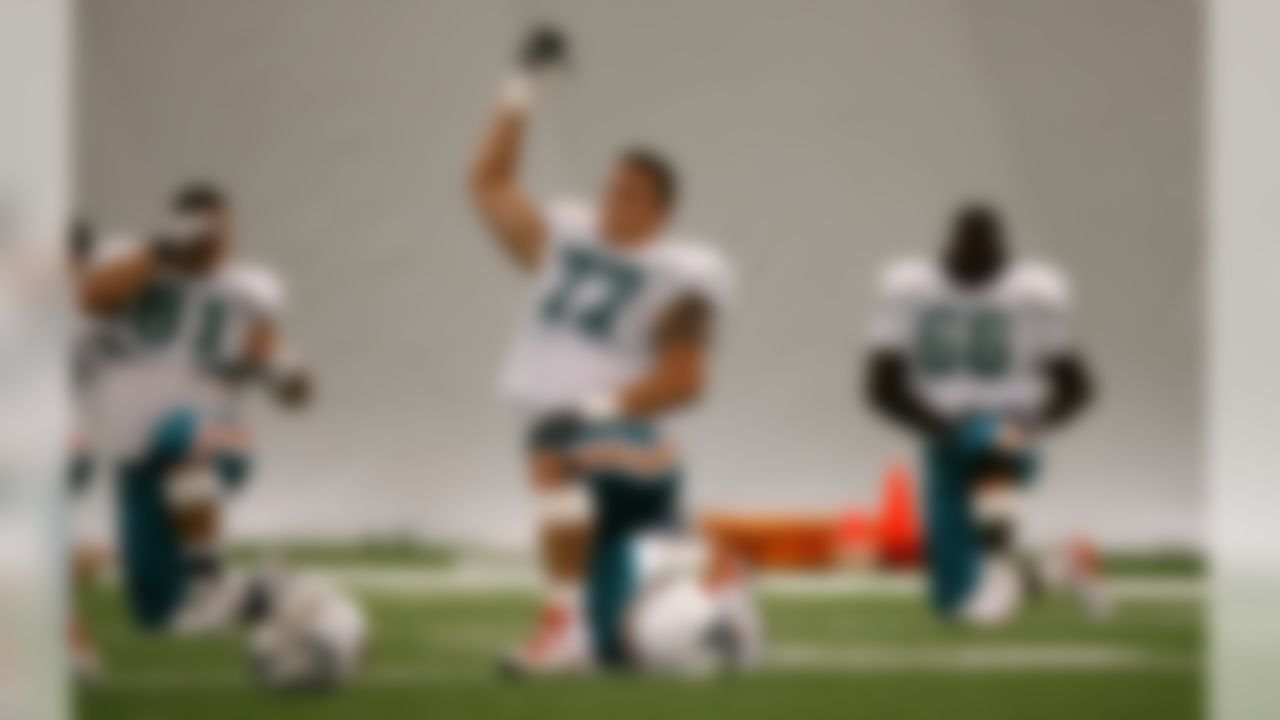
[245, 571, 368, 691]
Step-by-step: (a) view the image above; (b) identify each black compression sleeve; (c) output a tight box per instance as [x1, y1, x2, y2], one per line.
[1037, 353, 1096, 431]
[864, 350, 948, 437]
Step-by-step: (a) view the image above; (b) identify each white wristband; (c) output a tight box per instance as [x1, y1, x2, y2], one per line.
[579, 393, 622, 422]
[499, 73, 537, 111]
[166, 466, 221, 508]
[537, 484, 591, 525]
[973, 485, 1021, 523]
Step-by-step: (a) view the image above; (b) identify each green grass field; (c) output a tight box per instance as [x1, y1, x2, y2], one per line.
[76, 559, 1204, 720]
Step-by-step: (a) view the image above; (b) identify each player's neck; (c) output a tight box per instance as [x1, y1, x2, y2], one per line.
[176, 256, 229, 279]
[944, 260, 1008, 289]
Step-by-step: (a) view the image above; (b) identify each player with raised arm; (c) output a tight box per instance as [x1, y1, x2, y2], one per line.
[76, 184, 312, 634]
[468, 26, 757, 675]
[863, 204, 1103, 625]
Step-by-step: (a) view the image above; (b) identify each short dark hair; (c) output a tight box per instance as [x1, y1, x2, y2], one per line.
[944, 201, 1010, 286]
[171, 182, 228, 213]
[619, 147, 679, 210]
[953, 202, 1004, 245]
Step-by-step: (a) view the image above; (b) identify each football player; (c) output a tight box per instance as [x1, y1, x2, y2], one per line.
[75, 183, 312, 633]
[863, 203, 1100, 625]
[468, 26, 747, 673]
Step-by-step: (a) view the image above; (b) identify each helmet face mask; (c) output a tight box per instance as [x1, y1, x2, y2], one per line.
[943, 204, 1009, 288]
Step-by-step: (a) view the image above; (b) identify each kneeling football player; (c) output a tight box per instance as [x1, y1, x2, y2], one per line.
[466, 25, 751, 673]
[75, 185, 312, 634]
[863, 204, 1101, 625]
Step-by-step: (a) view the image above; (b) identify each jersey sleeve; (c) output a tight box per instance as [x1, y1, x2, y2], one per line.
[541, 197, 596, 250]
[224, 263, 287, 321]
[86, 233, 145, 270]
[1023, 264, 1075, 357]
[867, 261, 923, 351]
[667, 242, 734, 315]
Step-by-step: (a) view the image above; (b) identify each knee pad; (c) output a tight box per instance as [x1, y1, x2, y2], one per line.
[537, 483, 592, 526]
[165, 465, 222, 510]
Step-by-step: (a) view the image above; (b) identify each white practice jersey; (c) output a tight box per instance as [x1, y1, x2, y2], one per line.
[72, 235, 136, 402]
[869, 257, 1074, 420]
[501, 199, 732, 415]
[83, 239, 285, 459]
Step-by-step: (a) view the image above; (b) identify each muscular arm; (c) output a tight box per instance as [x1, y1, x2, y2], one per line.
[618, 295, 713, 418]
[863, 349, 948, 437]
[242, 317, 312, 410]
[467, 101, 547, 271]
[242, 317, 279, 368]
[1036, 353, 1095, 431]
[78, 250, 157, 315]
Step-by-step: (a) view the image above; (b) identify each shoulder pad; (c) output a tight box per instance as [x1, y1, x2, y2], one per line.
[878, 257, 937, 297]
[661, 240, 734, 309]
[222, 262, 286, 316]
[1011, 260, 1071, 308]
[87, 232, 145, 269]
[544, 197, 597, 238]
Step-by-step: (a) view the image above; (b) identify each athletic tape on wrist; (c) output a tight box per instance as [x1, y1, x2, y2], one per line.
[537, 484, 591, 524]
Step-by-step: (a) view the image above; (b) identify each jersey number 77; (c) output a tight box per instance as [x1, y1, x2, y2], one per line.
[541, 247, 645, 341]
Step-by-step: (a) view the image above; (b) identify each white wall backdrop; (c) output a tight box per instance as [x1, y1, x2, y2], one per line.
[77, 0, 1201, 549]
[2, 1, 74, 717]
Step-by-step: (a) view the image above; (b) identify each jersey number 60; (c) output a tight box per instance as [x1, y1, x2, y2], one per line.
[915, 306, 1012, 379]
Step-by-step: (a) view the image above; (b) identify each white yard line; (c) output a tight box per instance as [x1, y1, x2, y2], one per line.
[90, 643, 1194, 693]
[318, 565, 1203, 602]
[768, 643, 1198, 673]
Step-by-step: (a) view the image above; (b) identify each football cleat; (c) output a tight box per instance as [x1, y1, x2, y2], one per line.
[960, 558, 1024, 627]
[1063, 537, 1111, 621]
[170, 572, 249, 635]
[499, 598, 591, 679]
[69, 617, 103, 684]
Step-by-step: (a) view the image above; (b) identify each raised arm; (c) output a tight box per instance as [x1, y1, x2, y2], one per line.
[78, 244, 157, 315]
[467, 26, 570, 272]
[77, 222, 212, 315]
[468, 93, 546, 271]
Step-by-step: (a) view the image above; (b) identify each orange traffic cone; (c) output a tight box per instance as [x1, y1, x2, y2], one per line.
[877, 462, 923, 568]
[834, 508, 877, 568]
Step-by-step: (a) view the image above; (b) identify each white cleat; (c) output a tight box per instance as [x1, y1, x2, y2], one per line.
[170, 573, 248, 635]
[1063, 538, 1112, 622]
[961, 558, 1024, 627]
[499, 600, 591, 679]
[70, 620, 103, 684]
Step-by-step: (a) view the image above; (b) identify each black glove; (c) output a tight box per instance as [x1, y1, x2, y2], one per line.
[273, 368, 314, 410]
[518, 24, 570, 72]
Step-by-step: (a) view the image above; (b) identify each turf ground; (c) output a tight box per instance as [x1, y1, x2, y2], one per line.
[76, 555, 1203, 720]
